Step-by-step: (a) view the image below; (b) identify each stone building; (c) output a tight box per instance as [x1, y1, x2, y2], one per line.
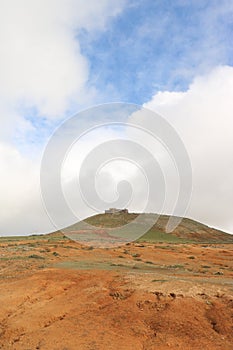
[105, 208, 128, 214]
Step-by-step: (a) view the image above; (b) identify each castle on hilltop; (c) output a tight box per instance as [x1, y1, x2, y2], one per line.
[105, 208, 128, 214]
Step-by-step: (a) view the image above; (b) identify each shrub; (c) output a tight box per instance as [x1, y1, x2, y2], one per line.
[53, 251, 59, 256]
[28, 254, 44, 259]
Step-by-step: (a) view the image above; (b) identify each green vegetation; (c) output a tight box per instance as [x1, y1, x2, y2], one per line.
[137, 229, 188, 243]
[167, 264, 184, 269]
[0, 232, 67, 243]
[0, 255, 28, 261]
[84, 212, 138, 228]
[152, 279, 168, 283]
[54, 260, 162, 272]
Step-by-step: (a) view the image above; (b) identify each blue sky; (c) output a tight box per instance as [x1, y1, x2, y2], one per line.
[80, 0, 233, 104]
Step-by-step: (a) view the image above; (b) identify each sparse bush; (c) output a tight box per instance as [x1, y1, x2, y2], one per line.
[28, 254, 44, 259]
[52, 251, 59, 256]
[168, 264, 184, 269]
[38, 264, 46, 269]
[152, 279, 168, 283]
[213, 271, 223, 275]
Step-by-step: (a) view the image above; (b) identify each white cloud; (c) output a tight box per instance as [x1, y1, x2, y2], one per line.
[0, 0, 127, 235]
[0, 0, 126, 125]
[61, 126, 151, 221]
[144, 65, 233, 233]
[0, 142, 54, 235]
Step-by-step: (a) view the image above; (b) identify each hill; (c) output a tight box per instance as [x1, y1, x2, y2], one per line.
[62, 212, 233, 244]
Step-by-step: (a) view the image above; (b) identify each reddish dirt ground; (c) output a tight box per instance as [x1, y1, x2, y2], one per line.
[0, 237, 232, 349]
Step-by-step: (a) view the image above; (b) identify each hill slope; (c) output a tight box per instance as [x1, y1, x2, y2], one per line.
[63, 212, 233, 244]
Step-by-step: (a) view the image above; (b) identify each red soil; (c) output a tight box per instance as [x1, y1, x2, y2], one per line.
[0, 238, 232, 350]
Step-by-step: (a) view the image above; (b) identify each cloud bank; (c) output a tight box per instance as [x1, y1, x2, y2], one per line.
[0, 0, 127, 235]
[144, 65, 233, 233]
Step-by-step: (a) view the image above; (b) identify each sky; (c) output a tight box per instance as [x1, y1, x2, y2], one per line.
[0, 0, 233, 235]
